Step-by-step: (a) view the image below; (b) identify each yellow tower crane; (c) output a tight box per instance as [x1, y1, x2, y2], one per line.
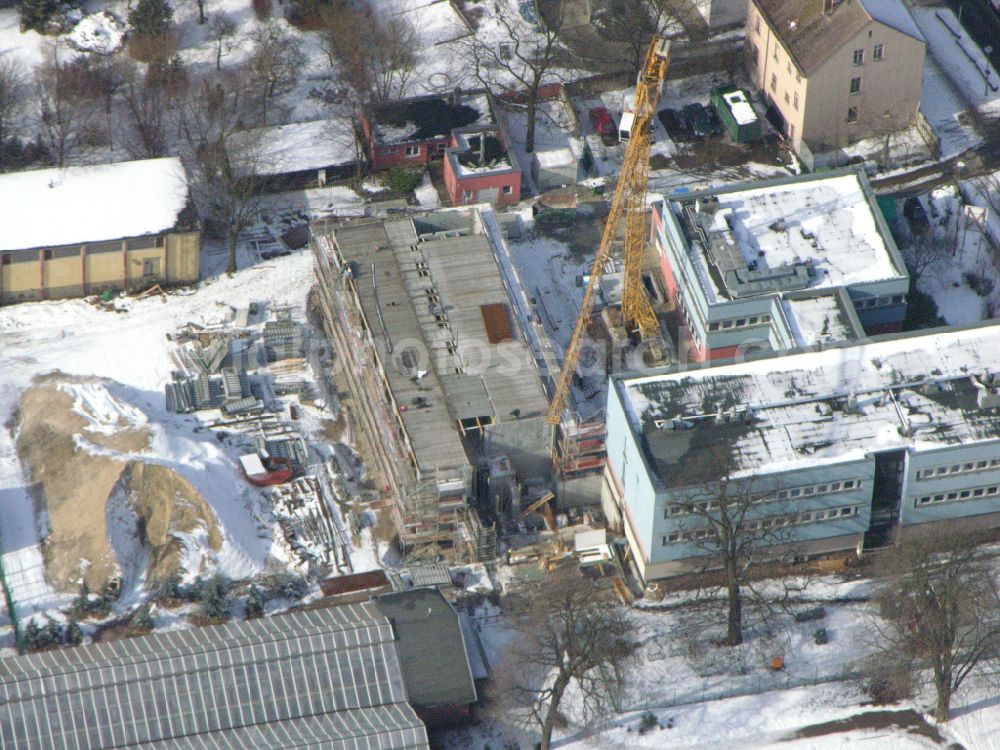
[546, 36, 670, 426]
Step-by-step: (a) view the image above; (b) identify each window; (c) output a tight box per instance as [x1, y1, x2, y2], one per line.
[795, 72, 801, 83]
[873, 43, 884, 60]
[786, 62, 792, 75]
[789, 123, 795, 140]
[130, 236, 164, 251]
[773, 45, 779, 62]
[784, 92, 790, 105]
[793, 92, 799, 110]
[849, 77, 861, 94]
[852, 49, 864, 65]
[502, 185, 513, 195]
[755, 16, 761, 33]
[752, 43, 759, 63]
[437, 143, 447, 154]
[709, 322, 720, 331]
[770, 73, 777, 91]
[142, 258, 161, 277]
[405, 145, 420, 157]
[847, 106, 859, 123]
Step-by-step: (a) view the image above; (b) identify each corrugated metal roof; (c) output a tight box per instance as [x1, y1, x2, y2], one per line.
[0, 604, 429, 750]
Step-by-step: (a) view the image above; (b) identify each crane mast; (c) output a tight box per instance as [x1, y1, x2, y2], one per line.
[545, 36, 670, 427]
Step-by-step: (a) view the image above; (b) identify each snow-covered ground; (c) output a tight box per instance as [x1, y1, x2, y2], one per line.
[900, 183, 1000, 324]
[913, 8, 1000, 116]
[442, 571, 1000, 749]
[0, 246, 383, 633]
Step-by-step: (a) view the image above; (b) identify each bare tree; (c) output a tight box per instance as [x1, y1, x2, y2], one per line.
[35, 42, 102, 166]
[0, 53, 28, 152]
[319, 2, 419, 103]
[670, 447, 793, 646]
[120, 62, 166, 158]
[906, 232, 952, 283]
[247, 20, 306, 123]
[489, 569, 636, 750]
[591, 0, 671, 76]
[870, 527, 1000, 721]
[178, 70, 266, 275]
[208, 13, 236, 72]
[464, 0, 568, 152]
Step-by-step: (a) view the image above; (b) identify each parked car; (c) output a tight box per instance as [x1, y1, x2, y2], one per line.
[589, 106, 616, 142]
[683, 103, 714, 138]
[658, 108, 688, 140]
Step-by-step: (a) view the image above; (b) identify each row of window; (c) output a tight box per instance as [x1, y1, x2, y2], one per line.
[854, 294, 905, 309]
[384, 143, 447, 157]
[852, 45, 885, 66]
[707, 313, 772, 332]
[915, 457, 1000, 481]
[915, 483, 1000, 507]
[661, 505, 861, 544]
[663, 478, 861, 518]
[0, 237, 165, 265]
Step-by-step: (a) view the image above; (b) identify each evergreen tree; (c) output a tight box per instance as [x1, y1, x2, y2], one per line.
[18, 0, 57, 33]
[199, 576, 230, 622]
[43, 619, 63, 647]
[71, 580, 91, 617]
[23, 618, 41, 650]
[245, 586, 264, 620]
[128, 0, 173, 38]
[66, 619, 83, 646]
[130, 605, 154, 631]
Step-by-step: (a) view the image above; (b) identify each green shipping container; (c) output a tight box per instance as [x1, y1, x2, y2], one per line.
[710, 85, 762, 144]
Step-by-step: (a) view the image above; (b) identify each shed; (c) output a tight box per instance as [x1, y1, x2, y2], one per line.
[532, 147, 579, 190]
[374, 588, 478, 727]
[710, 86, 761, 143]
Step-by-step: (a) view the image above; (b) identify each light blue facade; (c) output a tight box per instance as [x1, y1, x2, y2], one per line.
[649, 169, 909, 362]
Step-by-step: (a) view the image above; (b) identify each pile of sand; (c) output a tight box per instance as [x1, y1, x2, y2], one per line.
[15, 376, 221, 592]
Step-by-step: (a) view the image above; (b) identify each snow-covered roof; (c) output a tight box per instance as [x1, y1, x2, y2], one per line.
[722, 90, 757, 126]
[617, 323, 1000, 486]
[0, 158, 190, 253]
[236, 119, 359, 176]
[534, 148, 576, 168]
[670, 171, 906, 302]
[861, 0, 925, 42]
[783, 291, 861, 347]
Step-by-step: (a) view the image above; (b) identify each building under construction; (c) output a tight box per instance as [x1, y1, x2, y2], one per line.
[312, 209, 551, 553]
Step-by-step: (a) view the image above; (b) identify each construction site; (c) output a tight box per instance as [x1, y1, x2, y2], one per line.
[306, 40, 674, 586]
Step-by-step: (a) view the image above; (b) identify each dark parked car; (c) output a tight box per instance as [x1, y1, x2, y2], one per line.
[658, 108, 688, 140]
[683, 103, 715, 138]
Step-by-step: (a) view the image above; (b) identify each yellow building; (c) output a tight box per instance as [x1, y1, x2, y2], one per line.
[746, 0, 925, 157]
[0, 158, 200, 305]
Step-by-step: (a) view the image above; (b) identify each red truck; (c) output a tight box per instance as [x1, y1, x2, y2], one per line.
[588, 106, 616, 143]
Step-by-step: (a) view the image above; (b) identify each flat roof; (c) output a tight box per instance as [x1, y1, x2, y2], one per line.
[374, 588, 477, 709]
[782, 290, 863, 347]
[370, 93, 492, 145]
[235, 119, 359, 176]
[670, 171, 907, 303]
[616, 322, 1000, 487]
[321, 212, 548, 474]
[0, 158, 190, 252]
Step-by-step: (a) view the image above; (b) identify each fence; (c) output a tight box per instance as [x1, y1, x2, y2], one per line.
[0, 522, 23, 655]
